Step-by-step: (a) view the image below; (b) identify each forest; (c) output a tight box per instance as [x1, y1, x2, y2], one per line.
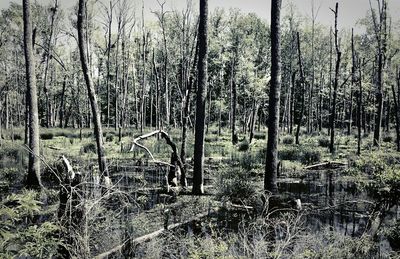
[0, 0, 400, 258]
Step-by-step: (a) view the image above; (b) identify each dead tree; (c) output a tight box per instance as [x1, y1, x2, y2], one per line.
[370, 0, 387, 146]
[329, 3, 341, 154]
[392, 68, 400, 151]
[193, 0, 208, 195]
[264, 0, 282, 194]
[77, 0, 110, 181]
[295, 32, 306, 145]
[130, 130, 187, 189]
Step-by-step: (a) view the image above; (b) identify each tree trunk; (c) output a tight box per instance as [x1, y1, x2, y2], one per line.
[192, 0, 208, 195]
[357, 59, 363, 155]
[77, 0, 109, 180]
[392, 69, 400, 151]
[23, 0, 42, 188]
[372, 0, 387, 147]
[264, 0, 282, 194]
[295, 32, 305, 145]
[330, 3, 341, 154]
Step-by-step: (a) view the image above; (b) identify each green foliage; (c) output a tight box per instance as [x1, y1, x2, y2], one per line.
[216, 168, 258, 205]
[354, 152, 387, 175]
[238, 139, 250, 151]
[293, 229, 376, 259]
[13, 134, 22, 140]
[387, 220, 400, 251]
[300, 147, 321, 165]
[253, 132, 266, 140]
[382, 134, 393, 143]
[279, 146, 300, 161]
[0, 190, 64, 258]
[40, 132, 54, 140]
[277, 146, 320, 165]
[282, 135, 294, 145]
[105, 134, 114, 142]
[0, 144, 24, 161]
[81, 142, 96, 153]
[318, 137, 330, 148]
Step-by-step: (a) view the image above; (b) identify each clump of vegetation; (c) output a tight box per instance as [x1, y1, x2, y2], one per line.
[300, 147, 321, 165]
[282, 135, 294, 144]
[382, 134, 393, 143]
[0, 144, 24, 162]
[318, 137, 330, 147]
[0, 190, 64, 258]
[253, 132, 266, 140]
[387, 220, 400, 251]
[238, 139, 250, 151]
[13, 134, 22, 140]
[40, 132, 54, 140]
[216, 168, 258, 205]
[279, 146, 300, 161]
[82, 143, 97, 153]
[105, 134, 114, 142]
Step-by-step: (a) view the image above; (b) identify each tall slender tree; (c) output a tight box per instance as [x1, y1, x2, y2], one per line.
[23, 0, 42, 188]
[329, 3, 341, 154]
[78, 0, 109, 180]
[192, 0, 208, 195]
[265, 0, 282, 193]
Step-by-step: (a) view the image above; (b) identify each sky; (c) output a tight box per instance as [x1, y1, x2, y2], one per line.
[1, 0, 400, 30]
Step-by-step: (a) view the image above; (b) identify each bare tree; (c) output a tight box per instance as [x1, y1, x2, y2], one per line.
[370, 0, 388, 147]
[78, 0, 109, 180]
[329, 3, 341, 154]
[265, 0, 282, 193]
[23, 0, 42, 188]
[192, 0, 208, 195]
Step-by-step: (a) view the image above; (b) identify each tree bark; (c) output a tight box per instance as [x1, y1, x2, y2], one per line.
[295, 32, 305, 145]
[330, 3, 341, 154]
[23, 0, 42, 188]
[392, 68, 400, 151]
[192, 0, 208, 195]
[264, 0, 282, 194]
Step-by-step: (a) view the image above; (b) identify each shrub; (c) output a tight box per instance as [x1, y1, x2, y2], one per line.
[216, 169, 257, 205]
[205, 135, 218, 143]
[0, 145, 23, 161]
[282, 135, 294, 145]
[238, 139, 250, 151]
[238, 152, 260, 170]
[318, 137, 330, 147]
[13, 134, 22, 140]
[253, 132, 266, 140]
[279, 147, 300, 161]
[387, 220, 400, 251]
[382, 134, 393, 143]
[105, 134, 114, 142]
[82, 143, 96, 153]
[300, 148, 321, 165]
[40, 133, 54, 140]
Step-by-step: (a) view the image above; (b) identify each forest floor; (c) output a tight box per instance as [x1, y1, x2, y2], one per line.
[1, 126, 400, 258]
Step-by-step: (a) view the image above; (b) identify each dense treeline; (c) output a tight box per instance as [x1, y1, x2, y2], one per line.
[1, 1, 399, 149]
